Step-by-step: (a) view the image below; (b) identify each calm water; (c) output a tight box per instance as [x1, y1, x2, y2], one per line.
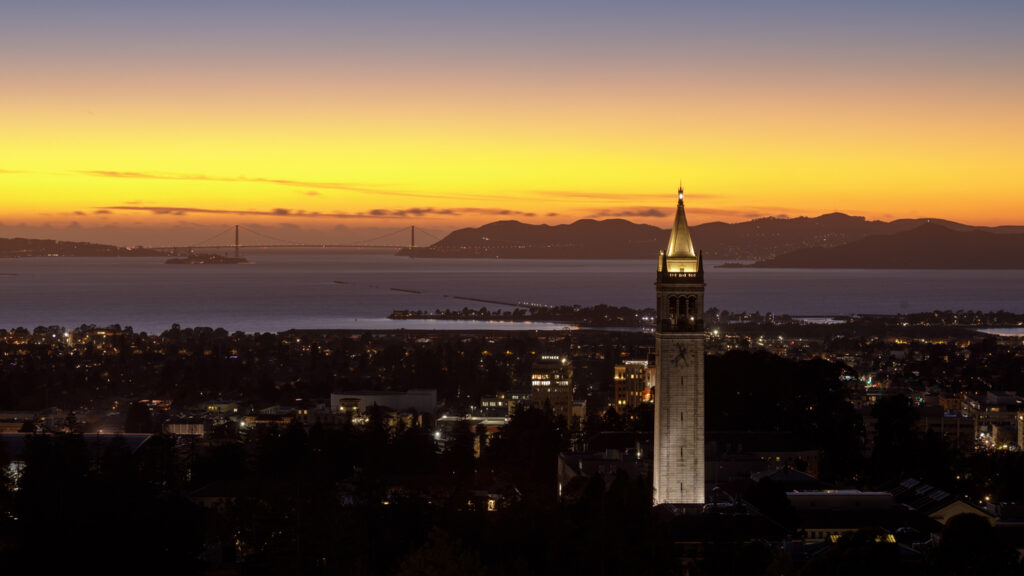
[2, 253, 1024, 333]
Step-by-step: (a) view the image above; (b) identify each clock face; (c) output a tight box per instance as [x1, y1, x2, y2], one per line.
[673, 342, 690, 368]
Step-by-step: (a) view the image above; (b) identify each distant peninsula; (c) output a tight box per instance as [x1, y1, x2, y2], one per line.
[399, 219, 666, 259]
[0, 238, 168, 258]
[165, 253, 248, 265]
[398, 214, 1024, 264]
[749, 224, 1024, 269]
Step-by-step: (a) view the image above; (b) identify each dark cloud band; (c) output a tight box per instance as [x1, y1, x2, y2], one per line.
[96, 205, 535, 219]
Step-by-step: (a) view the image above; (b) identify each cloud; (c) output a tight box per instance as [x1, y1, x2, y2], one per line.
[687, 207, 784, 220]
[590, 207, 668, 218]
[77, 169, 486, 200]
[93, 209, 112, 214]
[459, 208, 536, 217]
[96, 204, 538, 220]
[80, 170, 384, 193]
[528, 189, 720, 202]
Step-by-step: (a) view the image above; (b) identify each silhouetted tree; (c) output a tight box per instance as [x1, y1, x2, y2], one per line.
[870, 394, 920, 483]
[124, 400, 154, 433]
[396, 527, 485, 576]
[443, 419, 476, 488]
[801, 528, 913, 576]
[930, 513, 1020, 576]
[743, 477, 798, 532]
[486, 407, 562, 503]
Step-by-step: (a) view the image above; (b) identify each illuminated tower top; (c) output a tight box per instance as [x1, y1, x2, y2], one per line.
[658, 185, 701, 278]
[665, 185, 696, 259]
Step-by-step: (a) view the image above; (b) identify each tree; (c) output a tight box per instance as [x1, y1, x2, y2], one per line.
[124, 400, 154, 433]
[870, 394, 921, 482]
[600, 406, 624, 432]
[396, 528, 485, 576]
[486, 407, 562, 502]
[63, 411, 82, 434]
[443, 419, 476, 487]
[931, 513, 1020, 576]
[743, 477, 798, 532]
[801, 529, 908, 576]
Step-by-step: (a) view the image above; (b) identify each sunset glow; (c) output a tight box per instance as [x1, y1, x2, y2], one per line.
[2, 1, 1022, 245]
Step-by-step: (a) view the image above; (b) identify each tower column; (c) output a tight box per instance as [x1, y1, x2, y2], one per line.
[653, 186, 706, 505]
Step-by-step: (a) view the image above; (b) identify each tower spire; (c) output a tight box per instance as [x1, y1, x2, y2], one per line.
[666, 186, 695, 258]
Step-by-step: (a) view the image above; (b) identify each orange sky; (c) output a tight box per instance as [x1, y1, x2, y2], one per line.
[2, 1, 1021, 245]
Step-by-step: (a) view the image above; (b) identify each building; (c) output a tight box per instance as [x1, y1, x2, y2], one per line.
[329, 389, 437, 415]
[965, 391, 1024, 446]
[530, 355, 574, 417]
[653, 186, 706, 505]
[507, 387, 532, 415]
[613, 360, 650, 410]
[434, 415, 508, 455]
[480, 393, 509, 417]
[891, 477, 998, 526]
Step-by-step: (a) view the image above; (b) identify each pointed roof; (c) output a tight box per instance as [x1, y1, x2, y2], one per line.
[666, 186, 696, 258]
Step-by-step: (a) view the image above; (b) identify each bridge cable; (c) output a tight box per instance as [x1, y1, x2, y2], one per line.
[238, 225, 304, 246]
[354, 226, 414, 245]
[191, 227, 234, 248]
[414, 227, 444, 242]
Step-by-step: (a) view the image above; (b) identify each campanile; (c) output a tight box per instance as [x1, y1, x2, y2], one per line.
[653, 186, 705, 505]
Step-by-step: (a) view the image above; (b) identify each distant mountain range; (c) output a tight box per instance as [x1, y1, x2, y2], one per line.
[399, 214, 1024, 268]
[0, 238, 167, 258]
[10, 213, 1024, 269]
[402, 219, 667, 259]
[752, 224, 1024, 269]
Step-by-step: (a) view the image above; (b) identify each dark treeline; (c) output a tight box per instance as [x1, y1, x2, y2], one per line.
[389, 304, 656, 327]
[706, 350, 1024, 501]
[0, 325, 549, 411]
[0, 325, 652, 415]
[0, 433, 202, 574]
[2, 395, 1020, 574]
[0, 407, 680, 575]
[707, 352, 865, 483]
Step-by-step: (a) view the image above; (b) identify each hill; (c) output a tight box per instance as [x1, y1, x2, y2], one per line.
[401, 219, 667, 259]
[752, 224, 1024, 269]
[692, 213, 967, 260]
[0, 238, 168, 258]
[400, 214, 1024, 261]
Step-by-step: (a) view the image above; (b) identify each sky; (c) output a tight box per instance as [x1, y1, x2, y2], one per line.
[1, 0, 1022, 245]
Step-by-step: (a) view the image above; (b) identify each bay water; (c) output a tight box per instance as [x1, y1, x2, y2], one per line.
[2, 253, 1024, 333]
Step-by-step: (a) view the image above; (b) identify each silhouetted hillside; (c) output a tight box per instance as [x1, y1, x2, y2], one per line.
[0, 238, 167, 258]
[752, 224, 1024, 269]
[401, 219, 666, 259]
[401, 214, 1024, 260]
[692, 213, 967, 260]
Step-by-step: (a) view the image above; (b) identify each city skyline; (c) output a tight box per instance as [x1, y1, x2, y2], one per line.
[2, 0, 1022, 245]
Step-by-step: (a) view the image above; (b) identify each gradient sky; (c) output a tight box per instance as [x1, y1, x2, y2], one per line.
[2, 0, 1022, 245]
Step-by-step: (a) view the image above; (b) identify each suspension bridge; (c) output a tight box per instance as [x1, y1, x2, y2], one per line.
[147, 225, 443, 257]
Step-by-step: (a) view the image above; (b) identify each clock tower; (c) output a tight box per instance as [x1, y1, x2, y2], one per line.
[653, 185, 705, 505]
